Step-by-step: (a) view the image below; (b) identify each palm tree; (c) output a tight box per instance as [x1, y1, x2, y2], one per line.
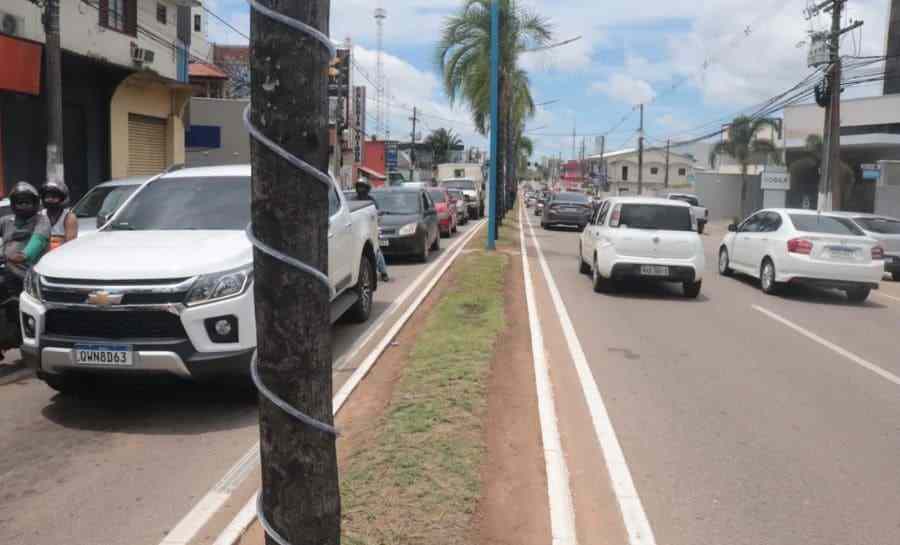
[710, 116, 780, 216]
[788, 134, 854, 208]
[425, 128, 463, 165]
[436, 0, 551, 217]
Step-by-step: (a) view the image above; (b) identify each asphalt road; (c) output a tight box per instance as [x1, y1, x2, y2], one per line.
[0, 220, 480, 545]
[523, 210, 900, 545]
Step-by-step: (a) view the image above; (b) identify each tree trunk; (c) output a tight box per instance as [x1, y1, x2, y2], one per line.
[250, 2, 340, 544]
[495, 73, 507, 226]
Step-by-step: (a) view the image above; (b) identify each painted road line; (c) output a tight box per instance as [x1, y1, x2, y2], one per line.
[162, 221, 486, 545]
[525, 214, 657, 545]
[519, 206, 578, 545]
[211, 219, 487, 545]
[211, 492, 258, 545]
[334, 221, 485, 370]
[874, 291, 900, 304]
[753, 305, 900, 387]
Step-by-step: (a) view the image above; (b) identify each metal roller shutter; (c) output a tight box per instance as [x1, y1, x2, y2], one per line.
[127, 113, 167, 176]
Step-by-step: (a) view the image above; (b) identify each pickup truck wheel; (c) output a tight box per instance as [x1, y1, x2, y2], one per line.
[579, 245, 591, 275]
[347, 256, 375, 323]
[592, 258, 613, 293]
[845, 287, 871, 303]
[431, 232, 441, 251]
[697, 222, 706, 235]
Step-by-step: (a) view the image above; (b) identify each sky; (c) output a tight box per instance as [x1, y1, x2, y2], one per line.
[203, 0, 891, 161]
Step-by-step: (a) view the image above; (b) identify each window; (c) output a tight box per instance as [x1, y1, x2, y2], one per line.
[788, 214, 864, 236]
[156, 3, 167, 24]
[100, 0, 135, 35]
[422, 193, 432, 211]
[622, 166, 629, 181]
[650, 167, 659, 175]
[853, 217, 900, 234]
[595, 201, 610, 225]
[427, 189, 447, 203]
[194, 14, 202, 32]
[678, 168, 687, 176]
[740, 213, 766, 233]
[454, 169, 465, 178]
[329, 188, 340, 216]
[760, 212, 783, 233]
[617, 204, 693, 231]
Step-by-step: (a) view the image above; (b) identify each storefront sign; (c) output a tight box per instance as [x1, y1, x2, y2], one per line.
[761, 166, 790, 191]
[0, 35, 41, 96]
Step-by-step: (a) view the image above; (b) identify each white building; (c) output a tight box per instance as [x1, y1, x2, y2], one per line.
[587, 148, 696, 196]
[0, 0, 210, 197]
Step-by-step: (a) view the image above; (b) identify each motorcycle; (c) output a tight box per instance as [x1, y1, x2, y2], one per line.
[0, 259, 24, 359]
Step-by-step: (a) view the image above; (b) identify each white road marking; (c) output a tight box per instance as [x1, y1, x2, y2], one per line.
[753, 305, 900, 387]
[874, 291, 900, 304]
[191, 220, 487, 545]
[525, 214, 657, 545]
[519, 207, 578, 545]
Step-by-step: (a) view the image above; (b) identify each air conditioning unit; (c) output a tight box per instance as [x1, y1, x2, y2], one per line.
[1, 11, 25, 37]
[142, 49, 155, 64]
[131, 43, 146, 64]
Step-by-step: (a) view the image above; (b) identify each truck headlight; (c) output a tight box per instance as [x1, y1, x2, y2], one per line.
[398, 223, 418, 237]
[24, 270, 41, 300]
[186, 265, 253, 306]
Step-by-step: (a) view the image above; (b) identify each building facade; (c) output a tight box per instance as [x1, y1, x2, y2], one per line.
[886, 0, 900, 95]
[0, 0, 205, 198]
[587, 148, 695, 196]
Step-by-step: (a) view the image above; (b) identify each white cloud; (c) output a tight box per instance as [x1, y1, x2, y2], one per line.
[593, 74, 656, 106]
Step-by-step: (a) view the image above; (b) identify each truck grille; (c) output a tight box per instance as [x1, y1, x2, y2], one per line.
[41, 290, 188, 305]
[44, 310, 187, 339]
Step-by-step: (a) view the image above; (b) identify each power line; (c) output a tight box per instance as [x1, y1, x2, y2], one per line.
[202, 4, 250, 41]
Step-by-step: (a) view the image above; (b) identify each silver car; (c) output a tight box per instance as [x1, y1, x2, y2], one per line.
[71, 177, 149, 234]
[834, 212, 900, 281]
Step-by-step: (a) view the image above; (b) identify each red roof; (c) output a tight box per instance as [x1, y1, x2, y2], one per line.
[189, 62, 228, 79]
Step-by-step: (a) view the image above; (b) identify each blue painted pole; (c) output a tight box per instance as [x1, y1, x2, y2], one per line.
[486, 0, 500, 250]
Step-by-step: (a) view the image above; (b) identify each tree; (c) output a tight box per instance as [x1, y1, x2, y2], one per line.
[788, 134, 854, 208]
[710, 116, 780, 216]
[425, 128, 463, 165]
[436, 0, 551, 218]
[250, 1, 340, 544]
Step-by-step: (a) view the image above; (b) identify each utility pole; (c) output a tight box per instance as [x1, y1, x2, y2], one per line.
[44, 0, 64, 186]
[409, 106, 418, 182]
[580, 137, 586, 188]
[571, 118, 577, 161]
[637, 103, 644, 195]
[250, 1, 340, 544]
[808, 0, 863, 211]
[486, 0, 499, 249]
[599, 135, 606, 192]
[664, 138, 671, 188]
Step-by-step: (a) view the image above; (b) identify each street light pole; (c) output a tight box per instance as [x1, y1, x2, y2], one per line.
[487, 0, 500, 250]
[637, 104, 644, 195]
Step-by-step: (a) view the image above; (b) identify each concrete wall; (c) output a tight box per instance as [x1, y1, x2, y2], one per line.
[185, 97, 250, 167]
[110, 74, 189, 177]
[784, 95, 900, 146]
[693, 172, 763, 222]
[5, 0, 183, 81]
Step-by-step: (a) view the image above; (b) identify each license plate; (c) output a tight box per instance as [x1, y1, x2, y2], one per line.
[640, 265, 669, 277]
[828, 246, 856, 259]
[379, 239, 389, 247]
[74, 344, 133, 367]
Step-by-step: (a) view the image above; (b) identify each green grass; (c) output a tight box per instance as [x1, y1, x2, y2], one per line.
[341, 247, 508, 545]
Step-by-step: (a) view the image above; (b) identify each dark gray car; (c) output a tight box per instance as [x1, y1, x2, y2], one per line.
[371, 188, 440, 262]
[541, 191, 593, 231]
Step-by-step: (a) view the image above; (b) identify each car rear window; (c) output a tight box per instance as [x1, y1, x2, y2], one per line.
[669, 194, 699, 206]
[555, 192, 589, 203]
[442, 180, 475, 190]
[618, 204, 693, 231]
[854, 217, 900, 234]
[427, 189, 447, 203]
[789, 214, 864, 236]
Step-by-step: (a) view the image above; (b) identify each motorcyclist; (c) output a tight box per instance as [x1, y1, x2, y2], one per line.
[40, 180, 78, 250]
[0, 182, 50, 280]
[355, 179, 391, 282]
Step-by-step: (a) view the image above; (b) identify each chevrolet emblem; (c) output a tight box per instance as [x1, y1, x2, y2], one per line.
[86, 291, 124, 306]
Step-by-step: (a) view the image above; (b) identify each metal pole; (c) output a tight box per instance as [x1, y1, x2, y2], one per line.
[486, 0, 499, 250]
[664, 138, 670, 189]
[599, 135, 606, 192]
[45, 0, 65, 186]
[637, 104, 644, 195]
[409, 106, 417, 182]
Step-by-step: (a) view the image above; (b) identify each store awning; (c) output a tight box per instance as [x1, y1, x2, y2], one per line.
[0, 34, 41, 96]
[358, 166, 386, 180]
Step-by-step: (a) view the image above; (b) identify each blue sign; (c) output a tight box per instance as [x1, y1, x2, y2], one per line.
[862, 169, 880, 181]
[185, 125, 221, 150]
[385, 141, 399, 171]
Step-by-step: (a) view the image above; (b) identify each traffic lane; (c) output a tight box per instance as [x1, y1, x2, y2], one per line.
[0, 223, 476, 545]
[528, 215, 900, 545]
[700, 233, 900, 378]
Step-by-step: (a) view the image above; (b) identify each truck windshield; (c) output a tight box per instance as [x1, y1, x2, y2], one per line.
[370, 191, 421, 215]
[109, 177, 251, 231]
[442, 180, 476, 190]
[619, 204, 693, 231]
[73, 185, 139, 218]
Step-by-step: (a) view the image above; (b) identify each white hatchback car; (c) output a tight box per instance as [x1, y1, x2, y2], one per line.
[579, 197, 705, 298]
[718, 209, 884, 302]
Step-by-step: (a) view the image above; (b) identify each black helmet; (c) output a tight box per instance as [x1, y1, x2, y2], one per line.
[40, 180, 69, 207]
[9, 182, 40, 219]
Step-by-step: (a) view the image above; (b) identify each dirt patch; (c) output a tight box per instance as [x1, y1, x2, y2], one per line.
[475, 219, 552, 545]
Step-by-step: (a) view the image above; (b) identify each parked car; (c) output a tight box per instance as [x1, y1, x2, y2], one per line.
[20, 165, 380, 394]
[579, 197, 705, 298]
[666, 193, 709, 234]
[371, 187, 441, 262]
[718, 209, 884, 302]
[427, 188, 458, 237]
[72, 177, 149, 234]
[440, 178, 484, 219]
[541, 191, 593, 231]
[832, 213, 900, 281]
[447, 189, 469, 225]
[526, 193, 537, 208]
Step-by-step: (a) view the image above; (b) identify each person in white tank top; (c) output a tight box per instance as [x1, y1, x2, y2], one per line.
[39, 180, 78, 251]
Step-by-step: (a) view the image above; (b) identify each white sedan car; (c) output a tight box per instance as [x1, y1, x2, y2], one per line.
[718, 209, 884, 302]
[830, 212, 900, 282]
[579, 197, 705, 298]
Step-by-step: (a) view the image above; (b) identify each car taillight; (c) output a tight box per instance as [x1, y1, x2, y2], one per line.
[436, 203, 447, 212]
[787, 238, 813, 255]
[872, 246, 884, 260]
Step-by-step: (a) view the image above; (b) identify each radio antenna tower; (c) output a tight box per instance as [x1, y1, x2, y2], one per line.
[374, 3, 387, 139]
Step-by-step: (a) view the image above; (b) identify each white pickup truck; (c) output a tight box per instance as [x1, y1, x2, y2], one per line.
[666, 193, 709, 234]
[20, 165, 380, 394]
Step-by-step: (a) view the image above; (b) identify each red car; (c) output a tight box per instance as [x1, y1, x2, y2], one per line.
[428, 188, 458, 237]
